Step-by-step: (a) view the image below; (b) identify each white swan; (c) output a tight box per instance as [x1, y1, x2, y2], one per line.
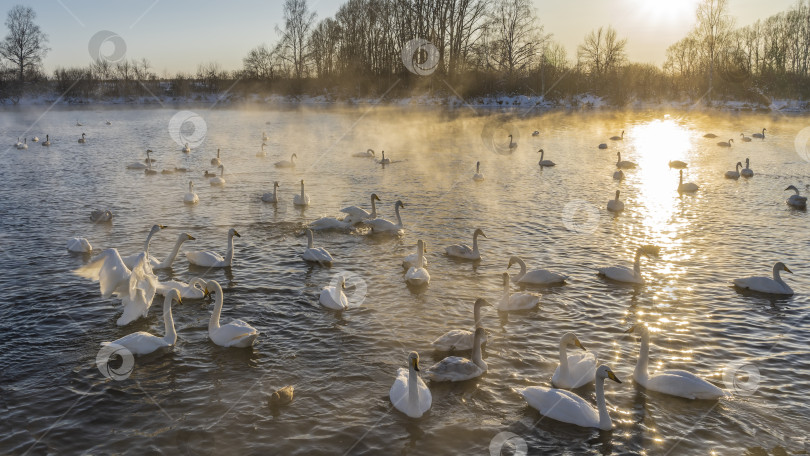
[353, 148, 375, 157]
[717, 138, 733, 147]
[598, 245, 660, 284]
[16, 138, 27, 149]
[785, 185, 807, 209]
[552, 333, 597, 389]
[431, 298, 490, 351]
[740, 133, 752, 142]
[32, 136, 39, 142]
[703, 133, 718, 138]
[293, 179, 310, 207]
[607, 190, 624, 213]
[445, 228, 486, 260]
[538, 149, 556, 167]
[319, 274, 349, 310]
[725, 162, 742, 179]
[102, 289, 180, 355]
[404, 239, 430, 286]
[302, 229, 333, 266]
[507, 256, 568, 286]
[613, 169, 624, 180]
[403, 239, 429, 269]
[42, 135, 50, 146]
[144, 150, 157, 163]
[740, 158, 753, 177]
[309, 216, 352, 231]
[149, 232, 196, 269]
[205, 280, 259, 347]
[473, 161, 484, 181]
[90, 209, 113, 223]
[121, 224, 166, 269]
[390, 352, 432, 418]
[262, 131, 269, 142]
[379, 150, 391, 165]
[126, 149, 151, 169]
[732, 262, 794, 296]
[366, 200, 405, 234]
[341, 193, 380, 224]
[210, 165, 226, 186]
[425, 328, 487, 382]
[625, 325, 723, 399]
[211, 148, 221, 166]
[677, 169, 699, 193]
[157, 277, 207, 299]
[182, 143, 191, 153]
[256, 143, 266, 157]
[616, 152, 637, 169]
[67, 237, 92, 253]
[186, 228, 240, 268]
[752, 128, 766, 139]
[275, 153, 297, 168]
[610, 130, 624, 140]
[78, 133, 87, 144]
[668, 160, 688, 169]
[261, 181, 279, 203]
[521, 365, 622, 430]
[498, 272, 539, 311]
[184, 181, 199, 204]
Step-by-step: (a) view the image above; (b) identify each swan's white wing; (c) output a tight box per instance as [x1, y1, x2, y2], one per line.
[74, 248, 131, 298]
[389, 368, 432, 417]
[319, 286, 347, 310]
[303, 247, 333, 264]
[552, 352, 597, 388]
[211, 320, 259, 347]
[646, 370, 724, 400]
[598, 266, 641, 283]
[67, 238, 92, 252]
[405, 267, 430, 285]
[340, 206, 370, 218]
[186, 250, 226, 267]
[431, 329, 488, 351]
[104, 331, 168, 355]
[445, 244, 474, 257]
[157, 280, 205, 299]
[425, 356, 483, 382]
[732, 276, 792, 295]
[366, 218, 399, 232]
[519, 269, 569, 285]
[499, 293, 539, 311]
[402, 253, 428, 269]
[309, 217, 351, 231]
[521, 386, 599, 428]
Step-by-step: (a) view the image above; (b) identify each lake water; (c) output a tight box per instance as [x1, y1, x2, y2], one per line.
[0, 105, 808, 455]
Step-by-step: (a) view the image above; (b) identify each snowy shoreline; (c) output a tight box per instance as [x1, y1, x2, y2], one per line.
[1, 92, 808, 113]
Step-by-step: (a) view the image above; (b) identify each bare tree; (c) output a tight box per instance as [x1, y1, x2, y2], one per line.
[0, 5, 49, 82]
[276, 0, 317, 80]
[243, 44, 277, 80]
[695, 0, 733, 92]
[488, 0, 546, 75]
[578, 26, 627, 77]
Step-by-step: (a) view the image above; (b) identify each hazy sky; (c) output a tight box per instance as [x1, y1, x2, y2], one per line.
[0, 0, 797, 75]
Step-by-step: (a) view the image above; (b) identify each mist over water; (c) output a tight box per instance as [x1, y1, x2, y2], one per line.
[0, 106, 808, 455]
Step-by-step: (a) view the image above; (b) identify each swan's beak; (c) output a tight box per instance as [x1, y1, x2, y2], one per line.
[187, 235, 196, 240]
[607, 370, 622, 384]
[784, 265, 793, 273]
[574, 338, 586, 350]
[203, 288, 211, 298]
[233, 230, 241, 237]
[623, 325, 636, 334]
[413, 359, 420, 372]
[176, 296, 182, 305]
[158, 224, 167, 229]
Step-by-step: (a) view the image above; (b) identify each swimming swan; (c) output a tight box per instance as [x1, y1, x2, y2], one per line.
[445, 228, 486, 260]
[498, 272, 539, 311]
[366, 200, 405, 234]
[211, 148, 221, 166]
[404, 239, 430, 286]
[431, 298, 490, 351]
[785, 185, 807, 209]
[677, 169, 699, 193]
[184, 181, 199, 204]
[740, 158, 753, 177]
[185, 228, 240, 268]
[261, 181, 279, 203]
[205, 280, 259, 348]
[101, 289, 181, 355]
[507, 256, 568, 286]
[341, 193, 380, 224]
[732, 262, 794, 296]
[552, 332, 597, 389]
[275, 153, 297, 168]
[425, 327, 487, 382]
[538, 149, 556, 167]
[390, 352, 432, 418]
[319, 274, 349, 310]
[597, 245, 660, 284]
[67, 237, 93, 253]
[302, 229, 333, 266]
[210, 165, 226, 186]
[616, 152, 637, 169]
[293, 179, 310, 206]
[607, 190, 624, 213]
[724, 162, 742, 179]
[473, 161, 485, 181]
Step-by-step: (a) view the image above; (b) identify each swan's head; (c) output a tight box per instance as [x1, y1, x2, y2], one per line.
[367, 148, 375, 155]
[371, 193, 380, 201]
[181, 233, 195, 241]
[408, 351, 420, 371]
[785, 185, 799, 193]
[474, 298, 490, 309]
[150, 224, 166, 234]
[638, 245, 660, 257]
[203, 279, 222, 297]
[736, 161, 743, 168]
[537, 149, 544, 153]
[507, 256, 520, 269]
[395, 200, 405, 209]
[730, 138, 734, 143]
[775, 262, 792, 274]
[292, 153, 298, 160]
[502, 272, 510, 285]
[561, 332, 586, 350]
[624, 324, 650, 337]
[473, 228, 487, 239]
[166, 288, 182, 305]
[146, 149, 152, 156]
[615, 190, 620, 200]
[228, 228, 241, 238]
[596, 365, 622, 384]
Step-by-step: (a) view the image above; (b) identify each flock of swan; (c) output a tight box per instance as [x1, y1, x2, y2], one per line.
[56, 122, 800, 432]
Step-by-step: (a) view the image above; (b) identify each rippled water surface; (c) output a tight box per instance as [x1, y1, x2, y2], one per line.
[1, 106, 809, 455]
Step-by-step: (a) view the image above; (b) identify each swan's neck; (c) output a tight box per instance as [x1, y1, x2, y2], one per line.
[370, 196, 377, 218]
[679, 173, 683, 185]
[473, 301, 483, 327]
[634, 331, 650, 383]
[209, 283, 223, 333]
[558, 340, 570, 377]
[394, 204, 403, 227]
[633, 249, 642, 276]
[472, 335, 486, 370]
[163, 295, 177, 345]
[188, 182, 193, 192]
[540, 150, 544, 161]
[273, 184, 278, 199]
[772, 265, 786, 285]
[300, 183, 305, 198]
[472, 232, 481, 255]
[736, 163, 741, 172]
[157, 236, 186, 269]
[476, 162, 480, 173]
[225, 233, 236, 265]
[514, 257, 527, 280]
[408, 365, 419, 412]
[416, 242, 424, 267]
[220, 167, 224, 177]
[502, 279, 510, 300]
[595, 376, 611, 430]
[617, 153, 621, 164]
[306, 231, 314, 249]
[144, 229, 157, 253]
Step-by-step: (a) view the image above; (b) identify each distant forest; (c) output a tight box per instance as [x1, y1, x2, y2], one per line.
[1, 0, 810, 106]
